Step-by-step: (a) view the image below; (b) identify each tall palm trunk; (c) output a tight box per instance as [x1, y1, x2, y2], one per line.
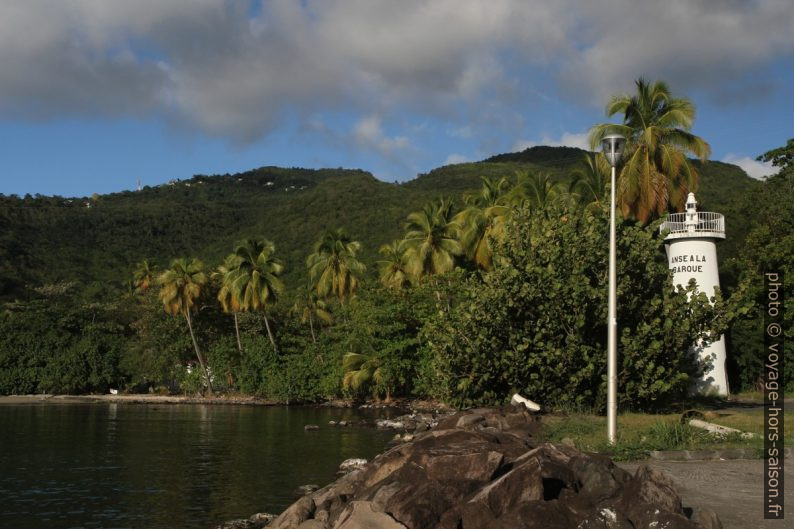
[228, 312, 242, 389]
[185, 309, 214, 395]
[433, 289, 450, 313]
[309, 313, 316, 344]
[233, 312, 242, 351]
[263, 313, 277, 352]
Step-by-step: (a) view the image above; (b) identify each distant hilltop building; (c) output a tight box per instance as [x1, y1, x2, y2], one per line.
[660, 193, 729, 396]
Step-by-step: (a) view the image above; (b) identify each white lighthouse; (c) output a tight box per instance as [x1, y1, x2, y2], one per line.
[660, 193, 729, 396]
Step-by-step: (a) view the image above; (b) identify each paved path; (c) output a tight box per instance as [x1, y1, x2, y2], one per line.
[618, 458, 791, 529]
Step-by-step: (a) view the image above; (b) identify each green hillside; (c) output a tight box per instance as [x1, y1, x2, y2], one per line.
[2, 143, 790, 400]
[0, 146, 759, 300]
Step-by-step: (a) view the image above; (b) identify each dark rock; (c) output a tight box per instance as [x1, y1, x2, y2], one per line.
[214, 512, 275, 529]
[569, 453, 630, 502]
[631, 465, 683, 513]
[259, 407, 717, 529]
[214, 519, 257, 529]
[268, 496, 315, 529]
[424, 450, 503, 483]
[380, 466, 458, 528]
[455, 412, 485, 428]
[295, 484, 320, 496]
[248, 513, 276, 527]
[295, 520, 325, 529]
[618, 465, 700, 529]
[689, 507, 723, 529]
[334, 501, 407, 528]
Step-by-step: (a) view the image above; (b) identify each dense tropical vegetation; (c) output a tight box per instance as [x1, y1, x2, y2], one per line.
[1, 81, 791, 403]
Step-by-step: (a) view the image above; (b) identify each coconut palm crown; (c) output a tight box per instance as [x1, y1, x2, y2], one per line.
[232, 238, 284, 351]
[377, 239, 411, 290]
[454, 177, 512, 270]
[403, 198, 462, 278]
[589, 77, 711, 222]
[213, 253, 245, 351]
[132, 259, 157, 293]
[307, 228, 365, 305]
[568, 153, 611, 210]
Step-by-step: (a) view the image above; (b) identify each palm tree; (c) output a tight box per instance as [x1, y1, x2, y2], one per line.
[511, 171, 563, 212]
[132, 259, 157, 293]
[403, 198, 462, 279]
[306, 228, 365, 305]
[213, 253, 245, 352]
[453, 177, 512, 270]
[377, 239, 411, 290]
[233, 238, 284, 352]
[157, 258, 213, 394]
[589, 77, 711, 222]
[342, 352, 386, 400]
[291, 286, 332, 343]
[568, 153, 611, 209]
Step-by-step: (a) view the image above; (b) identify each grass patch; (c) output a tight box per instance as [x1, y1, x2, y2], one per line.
[540, 408, 793, 461]
[727, 390, 793, 403]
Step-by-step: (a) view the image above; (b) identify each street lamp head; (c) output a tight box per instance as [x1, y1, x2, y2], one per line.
[601, 134, 626, 167]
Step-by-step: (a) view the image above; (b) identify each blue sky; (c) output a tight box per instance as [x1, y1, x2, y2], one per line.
[0, 0, 792, 198]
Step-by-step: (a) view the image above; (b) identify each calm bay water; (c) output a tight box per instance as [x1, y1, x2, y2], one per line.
[0, 403, 395, 529]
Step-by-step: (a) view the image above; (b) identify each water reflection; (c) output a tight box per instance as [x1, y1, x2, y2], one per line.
[0, 403, 394, 529]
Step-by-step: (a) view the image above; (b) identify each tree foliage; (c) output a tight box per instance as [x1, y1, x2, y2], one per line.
[307, 228, 365, 305]
[0, 132, 784, 402]
[729, 140, 794, 391]
[403, 198, 462, 278]
[425, 198, 743, 409]
[231, 238, 284, 351]
[157, 258, 213, 393]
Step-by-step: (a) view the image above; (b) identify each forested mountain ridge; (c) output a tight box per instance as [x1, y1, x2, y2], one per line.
[0, 146, 759, 300]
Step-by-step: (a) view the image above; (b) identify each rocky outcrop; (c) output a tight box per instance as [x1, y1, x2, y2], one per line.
[262, 406, 721, 528]
[216, 512, 277, 529]
[375, 409, 453, 433]
[338, 458, 368, 474]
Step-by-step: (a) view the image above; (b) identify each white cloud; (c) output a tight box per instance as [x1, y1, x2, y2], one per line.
[512, 132, 590, 152]
[0, 0, 792, 143]
[557, 0, 794, 105]
[353, 115, 411, 159]
[722, 154, 778, 180]
[448, 126, 473, 139]
[444, 153, 470, 165]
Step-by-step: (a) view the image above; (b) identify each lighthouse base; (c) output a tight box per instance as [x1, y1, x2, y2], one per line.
[690, 335, 729, 396]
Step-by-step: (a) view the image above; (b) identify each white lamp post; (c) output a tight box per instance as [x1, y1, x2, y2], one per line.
[601, 133, 625, 445]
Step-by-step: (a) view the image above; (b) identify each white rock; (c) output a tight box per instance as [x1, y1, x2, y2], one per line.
[510, 393, 541, 412]
[339, 458, 368, 472]
[688, 419, 756, 438]
[376, 419, 405, 429]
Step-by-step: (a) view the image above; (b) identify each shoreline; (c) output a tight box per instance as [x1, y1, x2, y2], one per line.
[0, 394, 280, 406]
[0, 394, 453, 412]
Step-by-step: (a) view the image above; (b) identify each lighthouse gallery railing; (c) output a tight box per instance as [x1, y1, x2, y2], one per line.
[659, 212, 725, 235]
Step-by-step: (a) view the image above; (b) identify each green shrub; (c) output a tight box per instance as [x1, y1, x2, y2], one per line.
[425, 199, 744, 409]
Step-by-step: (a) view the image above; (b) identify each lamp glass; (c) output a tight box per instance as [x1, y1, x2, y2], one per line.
[601, 135, 626, 167]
